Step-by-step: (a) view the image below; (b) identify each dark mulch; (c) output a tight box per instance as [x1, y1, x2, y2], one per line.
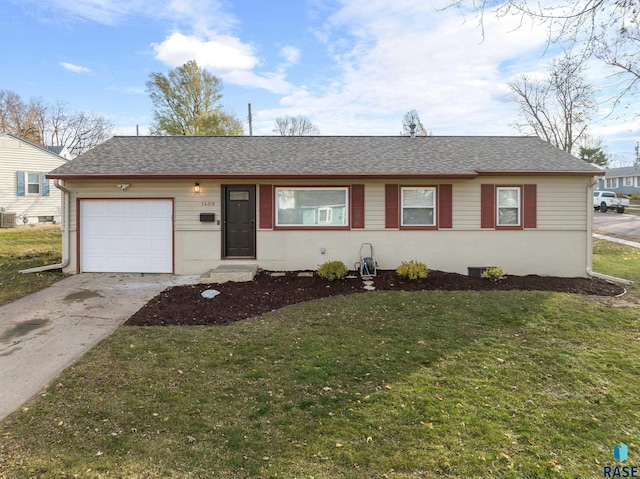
[125, 270, 626, 326]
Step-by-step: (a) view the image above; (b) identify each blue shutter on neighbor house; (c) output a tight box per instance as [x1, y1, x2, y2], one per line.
[16, 171, 26, 196]
[41, 172, 50, 196]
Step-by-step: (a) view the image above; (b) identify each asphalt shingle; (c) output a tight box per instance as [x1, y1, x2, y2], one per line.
[47, 135, 603, 178]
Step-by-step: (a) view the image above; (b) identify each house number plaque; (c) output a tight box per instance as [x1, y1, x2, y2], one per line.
[201, 201, 215, 207]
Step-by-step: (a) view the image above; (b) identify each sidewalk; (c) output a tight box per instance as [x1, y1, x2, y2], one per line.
[593, 234, 640, 249]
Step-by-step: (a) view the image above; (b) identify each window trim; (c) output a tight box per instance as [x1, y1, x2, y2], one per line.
[27, 172, 41, 196]
[496, 186, 521, 229]
[274, 186, 350, 230]
[605, 178, 618, 189]
[400, 186, 437, 229]
[623, 177, 633, 187]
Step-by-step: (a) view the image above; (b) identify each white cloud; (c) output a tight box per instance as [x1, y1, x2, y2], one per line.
[152, 32, 258, 71]
[279, 45, 301, 65]
[152, 32, 294, 94]
[258, 0, 551, 136]
[59, 61, 92, 74]
[20, 0, 235, 30]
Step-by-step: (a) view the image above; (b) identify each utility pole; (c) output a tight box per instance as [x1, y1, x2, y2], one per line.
[247, 103, 253, 136]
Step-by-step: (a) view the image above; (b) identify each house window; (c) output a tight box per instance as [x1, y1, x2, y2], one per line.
[496, 187, 520, 226]
[605, 178, 618, 189]
[636, 177, 640, 187]
[27, 172, 41, 195]
[275, 187, 348, 227]
[623, 177, 633, 187]
[401, 187, 436, 226]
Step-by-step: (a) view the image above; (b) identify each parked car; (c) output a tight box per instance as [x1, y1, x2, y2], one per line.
[593, 191, 630, 213]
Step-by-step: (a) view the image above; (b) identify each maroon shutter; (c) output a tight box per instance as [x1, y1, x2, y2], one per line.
[259, 184, 273, 229]
[351, 184, 365, 229]
[438, 184, 452, 229]
[385, 184, 399, 228]
[481, 184, 495, 229]
[523, 184, 537, 228]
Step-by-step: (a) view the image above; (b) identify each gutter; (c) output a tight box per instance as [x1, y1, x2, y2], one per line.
[19, 179, 71, 274]
[585, 176, 634, 285]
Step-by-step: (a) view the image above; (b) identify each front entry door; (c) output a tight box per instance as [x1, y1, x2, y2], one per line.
[223, 186, 256, 257]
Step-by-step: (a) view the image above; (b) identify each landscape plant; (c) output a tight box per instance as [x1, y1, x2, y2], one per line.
[317, 260, 348, 281]
[396, 260, 428, 280]
[481, 266, 506, 282]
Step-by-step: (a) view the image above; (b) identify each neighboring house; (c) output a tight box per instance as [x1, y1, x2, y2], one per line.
[46, 145, 73, 160]
[0, 133, 68, 225]
[597, 166, 640, 195]
[47, 135, 603, 277]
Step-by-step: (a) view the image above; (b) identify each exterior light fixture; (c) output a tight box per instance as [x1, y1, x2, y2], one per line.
[194, 182, 200, 193]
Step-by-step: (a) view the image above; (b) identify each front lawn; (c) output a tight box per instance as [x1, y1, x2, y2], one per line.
[593, 238, 640, 292]
[0, 241, 638, 477]
[0, 225, 64, 305]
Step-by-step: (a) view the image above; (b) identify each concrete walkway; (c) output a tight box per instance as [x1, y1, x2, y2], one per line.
[594, 234, 640, 249]
[0, 273, 197, 422]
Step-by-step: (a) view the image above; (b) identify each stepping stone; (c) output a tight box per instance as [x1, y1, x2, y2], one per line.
[363, 280, 374, 286]
[269, 272, 286, 277]
[363, 285, 376, 291]
[345, 275, 358, 279]
[297, 271, 314, 277]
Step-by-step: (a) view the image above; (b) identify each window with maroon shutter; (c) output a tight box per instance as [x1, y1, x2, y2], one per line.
[523, 184, 537, 228]
[481, 184, 495, 228]
[439, 184, 452, 228]
[351, 184, 365, 229]
[259, 184, 273, 229]
[385, 184, 399, 228]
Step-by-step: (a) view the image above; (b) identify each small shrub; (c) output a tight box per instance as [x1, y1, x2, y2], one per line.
[317, 260, 348, 281]
[481, 267, 506, 282]
[396, 260, 428, 281]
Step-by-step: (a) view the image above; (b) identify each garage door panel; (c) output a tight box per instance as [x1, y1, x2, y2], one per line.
[80, 200, 173, 273]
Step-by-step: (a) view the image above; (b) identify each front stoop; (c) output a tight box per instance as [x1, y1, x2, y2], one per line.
[199, 264, 258, 284]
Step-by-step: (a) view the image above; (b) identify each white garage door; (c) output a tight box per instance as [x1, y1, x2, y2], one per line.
[80, 200, 173, 273]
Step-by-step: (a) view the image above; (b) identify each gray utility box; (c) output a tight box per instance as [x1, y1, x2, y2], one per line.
[468, 266, 493, 278]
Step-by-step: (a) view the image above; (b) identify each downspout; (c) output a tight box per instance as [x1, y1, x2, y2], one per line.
[19, 179, 71, 274]
[585, 176, 633, 285]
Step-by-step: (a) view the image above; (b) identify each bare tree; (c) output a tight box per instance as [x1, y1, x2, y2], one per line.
[508, 54, 596, 153]
[273, 115, 320, 136]
[0, 90, 43, 144]
[443, 0, 640, 103]
[0, 90, 113, 156]
[400, 110, 430, 136]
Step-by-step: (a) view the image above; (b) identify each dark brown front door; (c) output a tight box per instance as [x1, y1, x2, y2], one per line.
[223, 186, 256, 257]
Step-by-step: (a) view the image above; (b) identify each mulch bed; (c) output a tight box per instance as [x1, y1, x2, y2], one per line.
[125, 270, 626, 326]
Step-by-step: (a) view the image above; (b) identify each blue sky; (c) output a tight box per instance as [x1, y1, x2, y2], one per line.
[1, 0, 638, 164]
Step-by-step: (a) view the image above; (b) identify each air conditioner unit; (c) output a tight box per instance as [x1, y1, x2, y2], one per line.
[0, 213, 17, 228]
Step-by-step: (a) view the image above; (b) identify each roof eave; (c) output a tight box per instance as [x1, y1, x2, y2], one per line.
[46, 172, 480, 180]
[475, 170, 605, 177]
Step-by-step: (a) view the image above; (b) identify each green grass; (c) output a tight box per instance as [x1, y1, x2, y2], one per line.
[0, 225, 64, 305]
[0, 225, 65, 304]
[593, 238, 640, 292]
[1, 242, 639, 477]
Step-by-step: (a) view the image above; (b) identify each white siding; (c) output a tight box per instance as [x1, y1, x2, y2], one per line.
[0, 135, 67, 223]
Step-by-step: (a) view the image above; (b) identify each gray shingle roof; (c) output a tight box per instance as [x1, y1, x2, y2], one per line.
[604, 166, 640, 177]
[47, 135, 603, 178]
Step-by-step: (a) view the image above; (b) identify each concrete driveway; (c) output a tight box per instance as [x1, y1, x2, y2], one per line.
[0, 273, 196, 422]
[594, 211, 640, 240]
